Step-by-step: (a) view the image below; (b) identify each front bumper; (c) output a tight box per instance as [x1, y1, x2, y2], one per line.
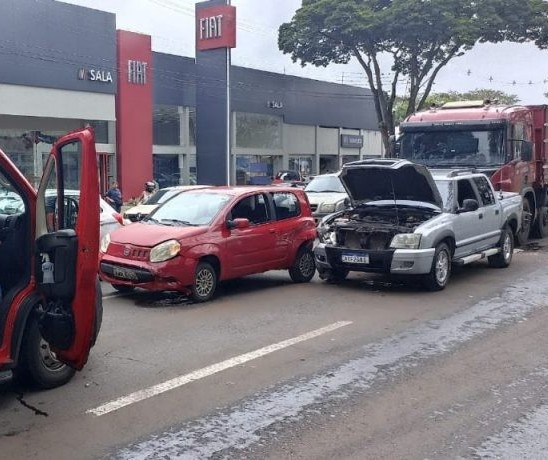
[314, 242, 435, 275]
[99, 253, 197, 294]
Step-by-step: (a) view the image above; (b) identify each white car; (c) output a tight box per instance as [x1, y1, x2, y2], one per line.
[123, 185, 211, 222]
[45, 190, 123, 240]
[304, 173, 349, 222]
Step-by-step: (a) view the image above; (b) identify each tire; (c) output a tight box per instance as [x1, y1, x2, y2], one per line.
[111, 284, 135, 293]
[422, 243, 451, 291]
[289, 246, 316, 283]
[318, 267, 348, 283]
[191, 262, 217, 302]
[92, 277, 103, 348]
[532, 205, 548, 239]
[515, 198, 532, 246]
[488, 226, 514, 268]
[16, 314, 75, 389]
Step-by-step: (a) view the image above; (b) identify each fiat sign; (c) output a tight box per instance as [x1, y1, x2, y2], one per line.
[196, 5, 236, 51]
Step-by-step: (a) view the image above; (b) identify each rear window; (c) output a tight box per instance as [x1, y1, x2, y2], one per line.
[273, 192, 301, 220]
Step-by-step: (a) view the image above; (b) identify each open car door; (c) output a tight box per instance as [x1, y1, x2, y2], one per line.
[35, 128, 99, 369]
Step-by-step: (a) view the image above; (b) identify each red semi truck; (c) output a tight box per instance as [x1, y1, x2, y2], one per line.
[396, 101, 548, 244]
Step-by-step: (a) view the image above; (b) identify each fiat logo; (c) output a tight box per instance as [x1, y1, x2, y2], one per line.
[123, 247, 131, 257]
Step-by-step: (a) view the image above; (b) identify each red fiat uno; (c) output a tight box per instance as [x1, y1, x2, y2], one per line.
[99, 186, 317, 302]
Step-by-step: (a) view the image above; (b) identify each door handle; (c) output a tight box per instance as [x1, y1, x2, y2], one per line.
[269, 229, 276, 234]
[479, 213, 483, 219]
[495, 210, 500, 215]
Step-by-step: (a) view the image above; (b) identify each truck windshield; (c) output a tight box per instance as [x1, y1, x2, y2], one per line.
[400, 128, 505, 168]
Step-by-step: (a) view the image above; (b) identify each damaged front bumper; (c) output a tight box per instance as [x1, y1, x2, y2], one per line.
[314, 242, 435, 275]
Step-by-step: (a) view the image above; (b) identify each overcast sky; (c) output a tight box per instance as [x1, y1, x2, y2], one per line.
[60, 0, 548, 104]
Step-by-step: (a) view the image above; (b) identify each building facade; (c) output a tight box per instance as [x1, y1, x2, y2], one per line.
[0, 0, 383, 200]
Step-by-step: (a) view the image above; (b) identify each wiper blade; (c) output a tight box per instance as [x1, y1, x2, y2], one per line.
[160, 219, 197, 226]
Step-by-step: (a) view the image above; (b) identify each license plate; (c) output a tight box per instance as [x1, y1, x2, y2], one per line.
[113, 266, 138, 281]
[341, 253, 369, 264]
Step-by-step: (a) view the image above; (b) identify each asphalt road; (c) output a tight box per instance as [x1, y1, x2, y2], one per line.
[1, 241, 548, 459]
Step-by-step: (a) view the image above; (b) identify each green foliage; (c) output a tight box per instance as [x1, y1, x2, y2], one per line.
[279, 0, 548, 152]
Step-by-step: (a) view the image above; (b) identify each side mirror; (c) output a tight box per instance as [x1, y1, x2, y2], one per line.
[343, 197, 351, 208]
[520, 141, 533, 162]
[459, 199, 479, 213]
[227, 218, 250, 230]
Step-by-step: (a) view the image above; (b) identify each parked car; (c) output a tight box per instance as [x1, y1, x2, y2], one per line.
[123, 185, 210, 222]
[99, 186, 317, 302]
[315, 160, 522, 290]
[304, 173, 349, 222]
[0, 128, 101, 389]
[45, 190, 123, 241]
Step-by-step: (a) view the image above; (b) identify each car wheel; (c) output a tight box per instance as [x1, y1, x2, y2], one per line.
[488, 226, 513, 268]
[423, 243, 451, 291]
[111, 284, 135, 293]
[318, 267, 348, 283]
[532, 205, 548, 239]
[191, 262, 217, 302]
[16, 315, 75, 389]
[289, 246, 316, 283]
[516, 198, 532, 246]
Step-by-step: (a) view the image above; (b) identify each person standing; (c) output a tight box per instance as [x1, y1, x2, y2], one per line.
[138, 181, 156, 204]
[105, 180, 123, 212]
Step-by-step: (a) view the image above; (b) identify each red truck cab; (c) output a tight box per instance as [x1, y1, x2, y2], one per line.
[398, 101, 548, 244]
[0, 128, 101, 389]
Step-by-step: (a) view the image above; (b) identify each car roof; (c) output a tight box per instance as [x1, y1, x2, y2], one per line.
[183, 186, 303, 196]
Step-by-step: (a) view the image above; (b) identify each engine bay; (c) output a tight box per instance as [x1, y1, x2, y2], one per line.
[322, 205, 438, 250]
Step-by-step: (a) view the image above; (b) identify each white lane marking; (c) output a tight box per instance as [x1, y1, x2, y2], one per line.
[87, 321, 353, 417]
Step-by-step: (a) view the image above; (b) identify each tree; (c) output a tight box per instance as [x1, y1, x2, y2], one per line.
[393, 89, 520, 124]
[278, 0, 548, 154]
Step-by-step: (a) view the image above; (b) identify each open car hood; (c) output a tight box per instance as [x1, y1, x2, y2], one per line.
[340, 160, 443, 209]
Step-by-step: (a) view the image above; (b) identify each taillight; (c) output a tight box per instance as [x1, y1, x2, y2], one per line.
[113, 212, 124, 225]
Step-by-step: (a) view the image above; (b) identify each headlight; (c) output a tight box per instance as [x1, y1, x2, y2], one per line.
[150, 239, 181, 263]
[100, 233, 111, 253]
[390, 233, 422, 249]
[319, 203, 336, 213]
[320, 230, 337, 246]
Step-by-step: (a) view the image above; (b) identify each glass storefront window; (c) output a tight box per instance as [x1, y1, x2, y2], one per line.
[85, 120, 109, 144]
[153, 105, 180, 146]
[189, 108, 196, 146]
[153, 154, 180, 188]
[236, 155, 283, 185]
[288, 155, 313, 179]
[236, 113, 282, 149]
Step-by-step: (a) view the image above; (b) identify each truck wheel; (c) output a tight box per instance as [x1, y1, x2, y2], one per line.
[318, 267, 348, 283]
[289, 246, 316, 283]
[515, 198, 532, 246]
[488, 226, 513, 268]
[191, 262, 217, 302]
[422, 243, 451, 291]
[16, 315, 75, 389]
[91, 277, 103, 348]
[532, 206, 548, 239]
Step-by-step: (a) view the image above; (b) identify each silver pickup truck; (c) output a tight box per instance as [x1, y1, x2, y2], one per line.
[315, 159, 522, 290]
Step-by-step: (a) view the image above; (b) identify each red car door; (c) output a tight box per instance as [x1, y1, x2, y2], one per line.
[36, 128, 99, 369]
[223, 193, 278, 277]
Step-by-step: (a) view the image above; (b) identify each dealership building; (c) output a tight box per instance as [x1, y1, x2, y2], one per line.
[0, 0, 382, 200]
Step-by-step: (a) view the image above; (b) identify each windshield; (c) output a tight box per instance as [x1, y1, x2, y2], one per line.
[305, 175, 345, 193]
[400, 128, 505, 168]
[433, 179, 454, 212]
[142, 189, 173, 205]
[148, 192, 231, 226]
